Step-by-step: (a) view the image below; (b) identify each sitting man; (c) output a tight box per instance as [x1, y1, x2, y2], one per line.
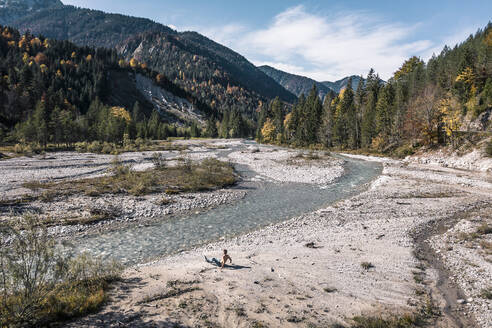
[205, 249, 232, 268]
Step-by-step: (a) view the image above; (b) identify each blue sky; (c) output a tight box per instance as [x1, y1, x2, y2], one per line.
[62, 0, 492, 81]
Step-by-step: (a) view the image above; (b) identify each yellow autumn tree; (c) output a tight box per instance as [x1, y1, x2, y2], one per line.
[440, 96, 461, 146]
[18, 36, 28, 49]
[86, 54, 92, 62]
[111, 107, 131, 123]
[455, 67, 475, 85]
[129, 58, 139, 68]
[484, 30, 492, 47]
[261, 118, 276, 143]
[30, 38, 41, 47]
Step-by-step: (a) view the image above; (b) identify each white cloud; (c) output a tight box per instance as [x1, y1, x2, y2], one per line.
[198, 5, 436, 81]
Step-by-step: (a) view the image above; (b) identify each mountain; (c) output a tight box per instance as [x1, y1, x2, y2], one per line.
[0, 0, 61, 24]
[258, 65, 365, 99]
[1, 0, 296, 117]
[258, 65, 333, 99]
[322, 76, 363, 93]
[0, 25, 205, 132]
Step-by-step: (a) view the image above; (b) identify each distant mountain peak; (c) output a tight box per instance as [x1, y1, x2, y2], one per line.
[258, 65, 333, 99]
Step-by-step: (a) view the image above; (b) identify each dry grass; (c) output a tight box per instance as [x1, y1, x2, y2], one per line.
[480, 287, 492, 299]
[350, 314, 425, 328]
[21, 158, 237, 201]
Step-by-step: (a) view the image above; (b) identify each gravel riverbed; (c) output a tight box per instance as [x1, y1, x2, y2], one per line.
[69, 155, 492, 328]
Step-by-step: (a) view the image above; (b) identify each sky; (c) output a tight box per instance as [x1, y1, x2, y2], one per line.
[61, 0, 492, 81]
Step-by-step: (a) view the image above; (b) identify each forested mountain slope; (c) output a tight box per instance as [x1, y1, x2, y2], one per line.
[1, 0, 296, 118]
[0, 25, 210, 144]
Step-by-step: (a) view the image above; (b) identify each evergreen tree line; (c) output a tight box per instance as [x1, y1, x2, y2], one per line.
[257, 23, 492, 153]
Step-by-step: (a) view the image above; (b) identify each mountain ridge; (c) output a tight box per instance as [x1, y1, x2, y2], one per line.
[258, 65, 364, 99]
[1, 0, 297, 117]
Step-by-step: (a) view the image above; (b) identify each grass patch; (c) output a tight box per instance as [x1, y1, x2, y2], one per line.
[323, 287, 338, 293]
[361, 262, 375, 271]
[351, 313, 425, 328]
[480, 241, 492, 254]
[234, 306, 247, 317]
[485, 140, 492, 157]
[22, 157, 237, 201]
[158, 197, 175, 206]
[286, 315, 304, 323]
[391, 192, 457, 199]
[477, 223, 492, 235]
[480, 287, 492, 299]
[251, 321, 268, 328]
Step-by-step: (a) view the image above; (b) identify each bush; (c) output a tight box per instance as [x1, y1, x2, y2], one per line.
[151, 152, 167, 169]
[0, 216, 122, 327]
[486, 140, 492, 157]
[101, 142, 114, 154]
[361, 262, 375, 270]
[75, 142, 88, 152]
[87, 141, 103, 153]
[393, 144, 415, 159]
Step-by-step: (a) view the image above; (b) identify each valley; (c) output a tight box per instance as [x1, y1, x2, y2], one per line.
[1, 140, 491, 327]
[0, 1, 491, 327]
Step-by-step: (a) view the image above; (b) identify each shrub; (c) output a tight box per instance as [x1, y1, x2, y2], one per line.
[480, 287, 492, 299]
[477, 223, 492, 235]
[151, 152, 167, 169]
[393, 144, 415, 159]
[0, 216, 122, 327]
[486, 140, 492, 157]
[87, 141, 102, 153]
[75, 142, 88, 152]
[13, 143, 24, 154]
[101, 142, 114, 154]
[361, 262, 375, 270]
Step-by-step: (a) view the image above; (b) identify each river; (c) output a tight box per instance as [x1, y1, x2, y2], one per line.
[73, 143, 382, 265]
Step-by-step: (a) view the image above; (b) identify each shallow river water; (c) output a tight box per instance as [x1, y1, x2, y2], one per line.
[73, 145, 382, 266]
